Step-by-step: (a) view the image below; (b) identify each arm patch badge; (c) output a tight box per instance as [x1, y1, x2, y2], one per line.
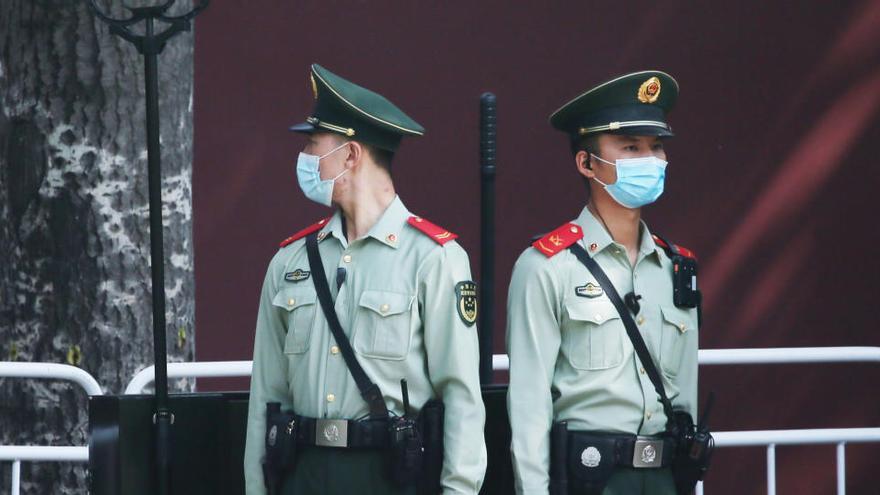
[455, 281, 478, 327]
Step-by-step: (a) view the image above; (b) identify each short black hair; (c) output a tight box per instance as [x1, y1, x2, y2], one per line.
[363, 144, 394, 176]
[330, 133, 394, 176]
[570, 133, 601, 159]
[570, 133, 601, 193]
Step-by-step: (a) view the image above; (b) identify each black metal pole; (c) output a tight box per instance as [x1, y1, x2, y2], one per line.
[87, 2, 209, 493]
[142, 16, 173, 495]
[479, 93, 497, 384]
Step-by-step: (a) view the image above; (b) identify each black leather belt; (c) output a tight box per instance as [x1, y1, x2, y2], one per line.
[295, 416, 390, 449]
[569, 431, 676, 469]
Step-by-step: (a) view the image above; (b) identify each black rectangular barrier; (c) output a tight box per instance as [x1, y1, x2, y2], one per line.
[89, 385, 513, 494]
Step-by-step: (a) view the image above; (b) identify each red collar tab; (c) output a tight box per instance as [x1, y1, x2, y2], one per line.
[407, 216, 458, 245]
[532, 223, 584, 257]
[652, 234, 697, 260]
[279, 217, 332, 248]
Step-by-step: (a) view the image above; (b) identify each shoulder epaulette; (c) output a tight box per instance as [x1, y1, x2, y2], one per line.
[652, 234, 697, 260]
[532, 223, 584, 258]
[407, 216, 458, 245]
[279, 217, 331, 248]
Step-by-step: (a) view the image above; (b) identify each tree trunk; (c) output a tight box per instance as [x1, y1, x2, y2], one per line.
[0, 1, 195, 493]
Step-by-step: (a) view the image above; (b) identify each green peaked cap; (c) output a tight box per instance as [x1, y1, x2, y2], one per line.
[289, 64, 425, 151]
[550, 70, 679, 138]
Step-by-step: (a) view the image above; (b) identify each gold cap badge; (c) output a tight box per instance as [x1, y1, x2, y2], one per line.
[637, 76, 661, 104]
[310, 74, 318, 100]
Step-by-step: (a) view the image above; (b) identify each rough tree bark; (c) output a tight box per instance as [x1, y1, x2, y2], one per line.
[0, 1, 195, 492]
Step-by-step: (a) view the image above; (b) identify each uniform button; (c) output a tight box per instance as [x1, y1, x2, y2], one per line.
[343, 254, 352, 263]
[646, 412, 653, 420]
[380, 304, 390, 314]
[637, 315, 645, 325]
[326, 394, 336, 403]
[679, 323, 686, 331]
[594, 314, 603, 322]
[330, 346, 340, 355]
[287, 298, 296, 307]
[589, 243, 598, 252]
[386, 233, 397, 243]
[640, 367, 646, 375]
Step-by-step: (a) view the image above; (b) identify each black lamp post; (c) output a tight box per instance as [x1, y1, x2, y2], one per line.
[87, 1, 209, 493]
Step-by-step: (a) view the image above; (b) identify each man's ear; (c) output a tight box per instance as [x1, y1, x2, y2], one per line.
[344, 140, 364, 169]
[575, 150, 595, 179]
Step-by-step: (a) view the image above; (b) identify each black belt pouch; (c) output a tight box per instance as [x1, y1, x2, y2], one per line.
[566, 431, 619, 495]
[549, 422, 569, 495]
[417, 399, 445, 495]
[265, 403, 298, 470]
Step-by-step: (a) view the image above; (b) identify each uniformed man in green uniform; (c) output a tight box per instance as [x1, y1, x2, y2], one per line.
[506, 71, 700, 495]
[244, 64, 487, 495]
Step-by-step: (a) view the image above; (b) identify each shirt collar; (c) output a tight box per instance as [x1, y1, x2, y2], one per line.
[638, 220, 664, 263]
[574, 207, 662, 264]
[365, 195, 408, 248]
[318, 195, 408, 249]
[574, 207, 614, 256]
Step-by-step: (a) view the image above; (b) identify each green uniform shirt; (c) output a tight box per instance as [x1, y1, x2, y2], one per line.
[506, 207, 698, 495]
[244, 196, 487, 495]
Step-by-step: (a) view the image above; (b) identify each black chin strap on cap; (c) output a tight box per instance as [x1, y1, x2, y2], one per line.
[306, 233, 389, 419]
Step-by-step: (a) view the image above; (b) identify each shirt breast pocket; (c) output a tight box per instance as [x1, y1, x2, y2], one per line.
[272, 289, 317, 354]
[353, 290, 415, 361]
[563, 300, 625, 371]
[659, 305, 697, 376]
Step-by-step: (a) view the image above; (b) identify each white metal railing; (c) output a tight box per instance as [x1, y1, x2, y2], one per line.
[122, 347, 880, 495]
[4, 348, 878, 494]
[124, 360, 252, 394]
[0, 362, 101, 495]
[0, 362, 103, 396]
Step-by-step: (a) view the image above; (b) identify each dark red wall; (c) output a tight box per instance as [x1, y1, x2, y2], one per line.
[192, 1, 880, 493]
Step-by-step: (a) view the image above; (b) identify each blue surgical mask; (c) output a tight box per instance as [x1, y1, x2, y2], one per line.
[296, 142, 350, 206]
[591, 154, 668, 209]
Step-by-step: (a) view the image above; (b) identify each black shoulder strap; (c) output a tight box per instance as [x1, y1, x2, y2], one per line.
[305, 233, 388, 419]
[567, 243, 676, 428]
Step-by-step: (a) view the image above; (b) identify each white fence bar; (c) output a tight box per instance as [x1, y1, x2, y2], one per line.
[767, 444, 776, 495]
[11, 460, 20, 495]
[492, 354, 509, 372]
[713, 428, 880, 447]
[698, 347, 880, 365]
[0, 362, 103, 396]
[491, 347, 880, 372]
[0, 446, 89, 462]
[124, 360, 253, 394]
[837, 442, 846, 495]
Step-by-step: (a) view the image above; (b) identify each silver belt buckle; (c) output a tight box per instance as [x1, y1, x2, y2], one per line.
[632, 437, 663, 468]
[315, 419, 349, 448]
